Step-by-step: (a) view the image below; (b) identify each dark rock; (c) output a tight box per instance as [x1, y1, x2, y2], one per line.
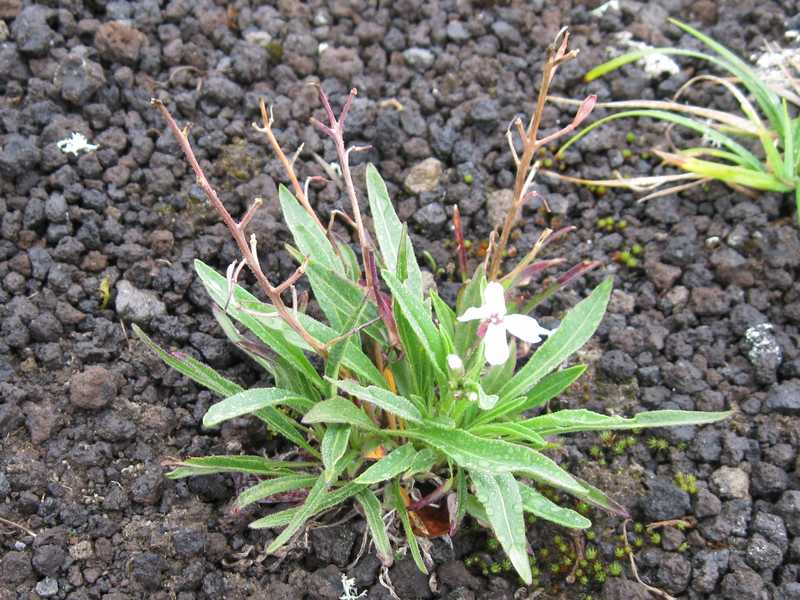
[69, 365, 117, 410]
[172, 527, 207, 558]
[752, 511, 788, 552]
[693, 488, 722, 518]
[32, 544, 66, 576]
[751, 461, 788, 497]
[691, 286, 731, 316]
[776, 490, 800, 535]
[55, 54, 106, 105]
[765, 380, 800, 415]
[115, 280, 167, 324]
[310, 522, 358, 568]
[129, 552, 166, 591]
[438, 561, 481, 590]
[692, 549, 729, 593]
[390, 556, 432, 599]
[656, 553, 691, 595]
[446, 21, 470, 42]
[201, 75, 243, 108]
[720, 567, 764, 600]
[599, 349, 636, 381]
[601, 577, 651, 600]
[662, 235, 696, 266]
[641, 478, 691, 521]
[319, 47, 363, 81]
[307, 564, 343, 599]
[0, 134, 41, 178]
[414, 203, 447, 231]
[12, 5, 57, 55]
[131, 468, 164, 505]
[745, 533, 783, 571]
[0, 550, 32, 583]
[95, 21, 147, 65]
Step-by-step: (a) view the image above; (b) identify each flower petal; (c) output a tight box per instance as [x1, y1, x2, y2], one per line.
[504, 314, 552, 345]
[483, 282, 507, 317]
[483, 323, 510, 366]
[457, 305, 489, 322]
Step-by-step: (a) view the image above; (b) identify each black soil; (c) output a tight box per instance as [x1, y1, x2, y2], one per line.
[1, 1, 799, 599]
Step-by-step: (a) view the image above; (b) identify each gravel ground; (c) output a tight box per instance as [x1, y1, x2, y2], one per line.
[1, 1, 799, 599]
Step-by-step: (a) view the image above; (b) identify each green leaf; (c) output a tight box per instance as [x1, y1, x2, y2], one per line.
[203, 388, 306, 428]
[403, 448, 439, 479]
[330, 378, 423, 423]
[405, 422, 585, 495]
[391, 480, 428, 573]
[453, 468, 468, 535]
[498, 278, 613, 402]
[473, 365, 587, 427]
[325, 297, 371, 397]
[518, 483, 591, 529]
[196, 260, 385, 388]
[430, 290, 456, 346]
[133, 324, 242, 397]
[336, 238, 362, 282]
[267, 476, 328, 554]
[301, 397, 378, 431]
[255, 407, 319, 458]
[279, 185, 342, 274]
[250, 482, 365, 529]
[322, 425, 351, 482]
[355, 444, 417, 484]
[366, 163, 423, 299]
[523, 409, 731, 436]
[470, 472, 531, 584]
[194, 260, 324, 390]
[468, 422, 547, 448]
[235, 475, 318, 509]
[382, 270, 446, 379]
[355, 488, 394, 566]
[165, 455, 315, 479]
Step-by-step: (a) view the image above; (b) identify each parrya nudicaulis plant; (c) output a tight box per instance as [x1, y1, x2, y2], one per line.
[548, 18, 800, 223]
[136, 29, 728, 584]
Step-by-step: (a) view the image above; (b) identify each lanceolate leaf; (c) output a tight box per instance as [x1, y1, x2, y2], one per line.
[382, 270, 446, 379]
[524, 409, 731, 436]
[355, 444, 417, 484]
[322, 425, 351, 482]
[403, 448, 440, 478]
[195, 260, 385, 388]
[473, 364, 587, 427]
[355, 488, 394, 566]
[498, 277, 613, 403]
[470, 472, 531, 584]
[366, 163, 423, 299]
[405, 422, 586, 495]
[267, 476, 328, 554]
[331, 378, 423, 423]
[166, 455, 315, 479]
[301, 397, 378, 431]
[250, 482, 365, 529]
[255, 407, 319, 458]
[518, 483, 591, 529]
[133, 324, 242, 397]
[468, 422, 547, 448]
[279, 185, 342, 274]
[194, 260, 324, 390]
[235, 475, 318, 508]
[203, 388, 306, 428]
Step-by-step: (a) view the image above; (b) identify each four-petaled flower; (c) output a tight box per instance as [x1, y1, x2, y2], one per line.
[457, 281, 552, 366]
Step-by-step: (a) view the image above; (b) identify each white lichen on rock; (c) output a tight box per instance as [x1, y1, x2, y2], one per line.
[57, 132, 98, 156]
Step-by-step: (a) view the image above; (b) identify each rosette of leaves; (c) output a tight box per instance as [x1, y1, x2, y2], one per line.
[136, 32, 729, 584]
[134, 170, 727, 583]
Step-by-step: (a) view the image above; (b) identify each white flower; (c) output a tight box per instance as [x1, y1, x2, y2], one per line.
[457, 281, 552, 366]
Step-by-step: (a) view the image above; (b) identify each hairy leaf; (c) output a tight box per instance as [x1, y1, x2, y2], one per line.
[235, 475, 318, 508]
[203, 388, 306, 428]
[519, 483, 591, 529]
[302, 397, 378, 431]
[330, 378, 423, 423]
[524, 409, 731, 436]
[356, 488, 394, 566]
[470, 472, 531, 584]
[355, 444, 417, 484]
[322, 425, 351, 482]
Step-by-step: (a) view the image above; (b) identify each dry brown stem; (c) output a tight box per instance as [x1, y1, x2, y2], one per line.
[489, 28, 596, 280]
[151, 98, 327, 356]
